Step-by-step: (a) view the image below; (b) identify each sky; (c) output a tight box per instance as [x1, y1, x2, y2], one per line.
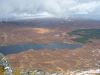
[0, 0, 100, 21]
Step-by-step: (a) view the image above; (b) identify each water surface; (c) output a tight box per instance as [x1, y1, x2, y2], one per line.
[0, 43, 81, 55]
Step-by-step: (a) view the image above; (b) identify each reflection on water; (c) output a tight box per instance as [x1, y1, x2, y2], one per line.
[0, 43, 81, 55]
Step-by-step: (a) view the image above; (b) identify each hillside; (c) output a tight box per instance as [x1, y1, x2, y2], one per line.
[6, 41, 100, 72]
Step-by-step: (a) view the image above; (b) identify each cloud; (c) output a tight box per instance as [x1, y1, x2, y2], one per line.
[71, 1, 100, 14]
[0, 0, 100, 21]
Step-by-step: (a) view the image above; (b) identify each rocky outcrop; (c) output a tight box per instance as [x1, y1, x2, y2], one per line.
[0, 53, 12, 75]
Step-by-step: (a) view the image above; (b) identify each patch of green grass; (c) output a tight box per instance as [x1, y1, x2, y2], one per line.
[73, 37, 89, 43]
[68, 29, 100, 43]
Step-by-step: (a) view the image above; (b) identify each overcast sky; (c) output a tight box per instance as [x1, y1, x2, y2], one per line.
[0, 0, 100, 20]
